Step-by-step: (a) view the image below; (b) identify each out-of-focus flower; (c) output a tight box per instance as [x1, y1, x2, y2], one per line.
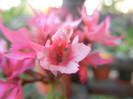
[28, 9, 62, 45]
[79, 51, 114, 83]
[81, 4, 99, 31]
[28, 8, 81, 44]
[0, 23, 36, 59]
[0, 38, 34, 79]
[81, 4, 125, 46]
[0, 54, 34, 79]
[30, 26, 91, 75]
[0, 80, 23, 99]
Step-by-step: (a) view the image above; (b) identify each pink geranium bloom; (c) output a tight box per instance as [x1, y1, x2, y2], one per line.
[81, 4, 124, 46]
[0, 80, 23, 99]
[30, 26, 91, 75]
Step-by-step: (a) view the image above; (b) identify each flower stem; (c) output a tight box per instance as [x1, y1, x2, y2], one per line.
[46, 83, 55, 99]
[21, 70, 49, 85]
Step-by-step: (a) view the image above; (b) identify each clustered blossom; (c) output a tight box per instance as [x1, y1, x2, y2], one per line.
[30, 27, 91, 75]
[0, 3, 124, 98]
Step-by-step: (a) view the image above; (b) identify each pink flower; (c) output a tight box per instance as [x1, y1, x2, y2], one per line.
[0, 7, 82, 60]
[30, 26, 91, 75]
[0, 80, 23, 99]
[81, 4, 99, 31]
[0, 24, 31, 49]
[81, 4, 124, 46]
[0, 53, 34, 79]
[28, 8, 81, 44]
[28, 9, 62, 45]
[0, 23, 36, 59]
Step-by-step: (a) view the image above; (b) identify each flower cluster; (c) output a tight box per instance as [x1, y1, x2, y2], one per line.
[0, 3, 124, 99]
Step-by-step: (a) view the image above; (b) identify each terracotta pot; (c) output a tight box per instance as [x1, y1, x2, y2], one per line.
[93, 66, 111, 81]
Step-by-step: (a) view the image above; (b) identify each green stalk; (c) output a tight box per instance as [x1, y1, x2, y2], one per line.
[46, 83, 55, 99]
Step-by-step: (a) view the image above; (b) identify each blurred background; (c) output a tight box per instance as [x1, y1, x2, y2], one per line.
[0, 0, 133, 99]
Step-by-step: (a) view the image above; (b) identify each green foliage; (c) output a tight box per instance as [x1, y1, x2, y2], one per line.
[126, 27, 133, 46]
[1, 7, 21, 23]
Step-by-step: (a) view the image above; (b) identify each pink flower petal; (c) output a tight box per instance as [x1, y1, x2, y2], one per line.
[0, 23, 31, 49]
[83, 52, 114, 68]
[0, 53, 34, 79]
[79, 65, 88, 84]
[4, 50, 36, 60]
[0, 38, 8, 53]
[71, 36, 91, 62]
[8, 59, 34, 79]
[0, 80, 15, 98]
[29, 41, 44, 52]
[81, 4, 99, 30]
[0, 81, 23, 99]
[5, 82, 23, 99]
